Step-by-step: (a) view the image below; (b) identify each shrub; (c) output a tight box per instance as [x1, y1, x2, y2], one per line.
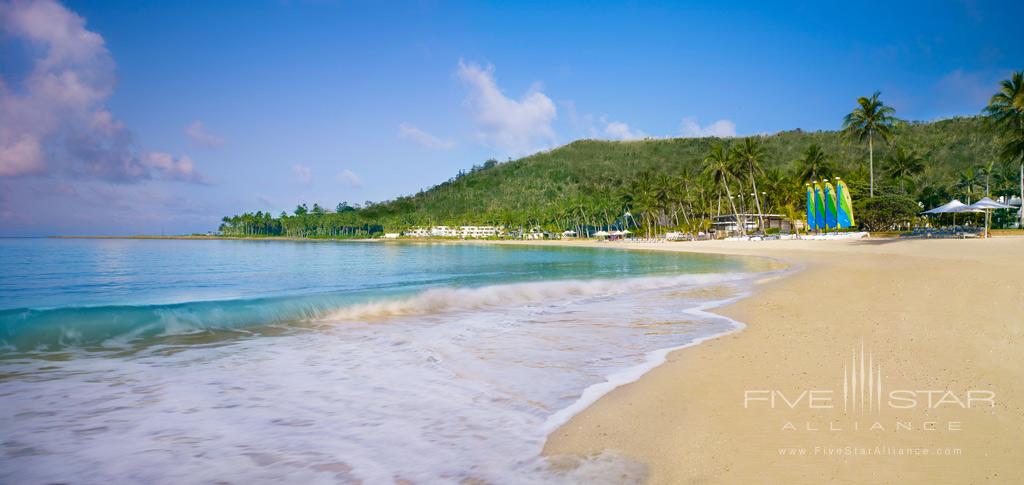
[854, 195, 921, 231]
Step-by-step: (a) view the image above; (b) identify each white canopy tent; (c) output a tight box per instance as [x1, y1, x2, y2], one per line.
[966, 197, 1012, 238]
[922, 198, 979, 227]
[922, 199, 967, 214]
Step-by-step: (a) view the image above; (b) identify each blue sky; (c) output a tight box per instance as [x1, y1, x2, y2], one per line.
[0, 0, 1020, 235]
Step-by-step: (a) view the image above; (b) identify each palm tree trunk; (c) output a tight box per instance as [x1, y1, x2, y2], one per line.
[721, 180, 741, 236]
[869, 135, 874, 197]
[750, 173, 765, 233]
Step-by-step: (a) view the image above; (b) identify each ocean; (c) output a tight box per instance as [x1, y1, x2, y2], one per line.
[0, 238, 760, 483]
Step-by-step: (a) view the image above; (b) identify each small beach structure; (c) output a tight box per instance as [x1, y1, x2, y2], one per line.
[966, 197, 1012, 238]
[713, 214, 795, 237]
[922, 197, 1013, 238]
[593, 230, 610, 238]
[922, 199, 968, 214]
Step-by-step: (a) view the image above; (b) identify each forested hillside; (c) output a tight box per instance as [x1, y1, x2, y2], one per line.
[219, 115, 1020, 237]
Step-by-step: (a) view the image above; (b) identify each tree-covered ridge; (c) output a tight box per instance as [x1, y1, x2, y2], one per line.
[219, 115, 1016, 238]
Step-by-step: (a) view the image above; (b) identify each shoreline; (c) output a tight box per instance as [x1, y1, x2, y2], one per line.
[540, 281, 765, 436]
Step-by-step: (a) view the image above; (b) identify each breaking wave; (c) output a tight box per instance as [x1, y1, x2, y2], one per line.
[325, 273, 750, 322]
[1, 273, 751, 353]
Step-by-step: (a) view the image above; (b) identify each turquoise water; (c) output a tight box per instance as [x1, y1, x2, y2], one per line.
[0, 238, 745, 352]
[0, 238, 756, 483]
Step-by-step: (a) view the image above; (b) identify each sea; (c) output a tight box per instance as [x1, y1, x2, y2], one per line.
[0, 238, 764, 484]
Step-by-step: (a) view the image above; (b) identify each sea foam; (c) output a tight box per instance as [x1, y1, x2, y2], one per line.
[1, 271, 756, 483]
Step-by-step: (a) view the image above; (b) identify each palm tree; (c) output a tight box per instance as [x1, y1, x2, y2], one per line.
[795, 144, 833, 183]
[731, 138, 767, 232]
[983, 70, 1024, 162]
[977, 160, 998, 196]
[703, 143, 742, 235]
[884, 146, 925, 194]
[843, 91, 898, 197]
[983, 72, 1024, 228]
[955, 168, 979, 204]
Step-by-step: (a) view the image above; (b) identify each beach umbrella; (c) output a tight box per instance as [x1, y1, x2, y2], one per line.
[813, 183, 826, 231]
[805, 184, 816, 231]
[593, 230, 610, 237]
[922, 199, 967, 214]
[966, 197, 1012, 238]
[923, 199, 970, 226]
[823, 180, 838, 230]
[835, 178, 854, 228]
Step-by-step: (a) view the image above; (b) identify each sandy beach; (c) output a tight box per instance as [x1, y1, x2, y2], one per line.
[527, 237, 1024, 484]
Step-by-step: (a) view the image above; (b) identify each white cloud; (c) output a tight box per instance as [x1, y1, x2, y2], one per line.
[0, 0, 204, 183]
[144, 152, 208, 184]
[0, 134, 45, 176]
[679, 117, 737, 138]
[563, 101, 649, 141]
[398, 122, 455, 150]
[184, 121, 224, 148]
[293, 164, 312, 185]
[336, 169, 362, 187]
[456, 60, 556, 154]
[602, 118, 648, 141]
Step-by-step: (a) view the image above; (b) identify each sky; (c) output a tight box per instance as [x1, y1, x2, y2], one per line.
[0, 0, 1020, 236]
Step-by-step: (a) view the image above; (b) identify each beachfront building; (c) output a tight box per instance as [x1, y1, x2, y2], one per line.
[507, 227, 552, 239]
[1003, 195, 1022, 228]
[430, 226, 460, 237]
[403, 227, 431, 238]
[402, 225, 504, 238]
[712, 214, 796, 237]
[459, 226, 504, 238]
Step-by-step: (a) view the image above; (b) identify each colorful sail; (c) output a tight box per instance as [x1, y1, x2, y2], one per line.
[836, 178, 854, 227]
[813, 183, 826, 231]
[823, 181, 838, 230]
[806, 185, 816, 231]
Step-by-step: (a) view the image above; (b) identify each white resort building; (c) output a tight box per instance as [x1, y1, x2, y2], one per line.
[402, 226, 505, 238]
[458, 226, 503, 238]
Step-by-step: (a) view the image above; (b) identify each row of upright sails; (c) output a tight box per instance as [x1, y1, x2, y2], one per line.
[806, 179, 855, 231]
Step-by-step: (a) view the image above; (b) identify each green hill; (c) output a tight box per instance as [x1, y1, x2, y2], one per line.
[220, 115, 1018, 237]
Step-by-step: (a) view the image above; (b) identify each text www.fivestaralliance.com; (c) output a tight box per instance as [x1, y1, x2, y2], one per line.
[777, 446, 963, 457]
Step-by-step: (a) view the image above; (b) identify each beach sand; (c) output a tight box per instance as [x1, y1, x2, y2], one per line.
[530, 237, 1024, 484]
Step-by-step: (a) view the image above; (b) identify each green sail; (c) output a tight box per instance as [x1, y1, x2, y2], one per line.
[806, 185, 816, 230]
[836, 178, 855, 227]
[813, 183, 826, 230]
[823, 181, 838, 230]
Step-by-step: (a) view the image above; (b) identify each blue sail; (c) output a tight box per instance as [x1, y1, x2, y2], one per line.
[824, 181, 838, 230]
[835, 179, 852, 228]
[813, 183, 826, 230]
[806, 185, 816, 230]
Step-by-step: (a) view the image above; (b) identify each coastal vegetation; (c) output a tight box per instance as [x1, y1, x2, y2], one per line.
[220, 71, 1024, 237]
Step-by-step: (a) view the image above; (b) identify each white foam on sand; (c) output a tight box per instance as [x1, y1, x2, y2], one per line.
[0, 272, 760, 484]
[541, 291, 751, 434]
